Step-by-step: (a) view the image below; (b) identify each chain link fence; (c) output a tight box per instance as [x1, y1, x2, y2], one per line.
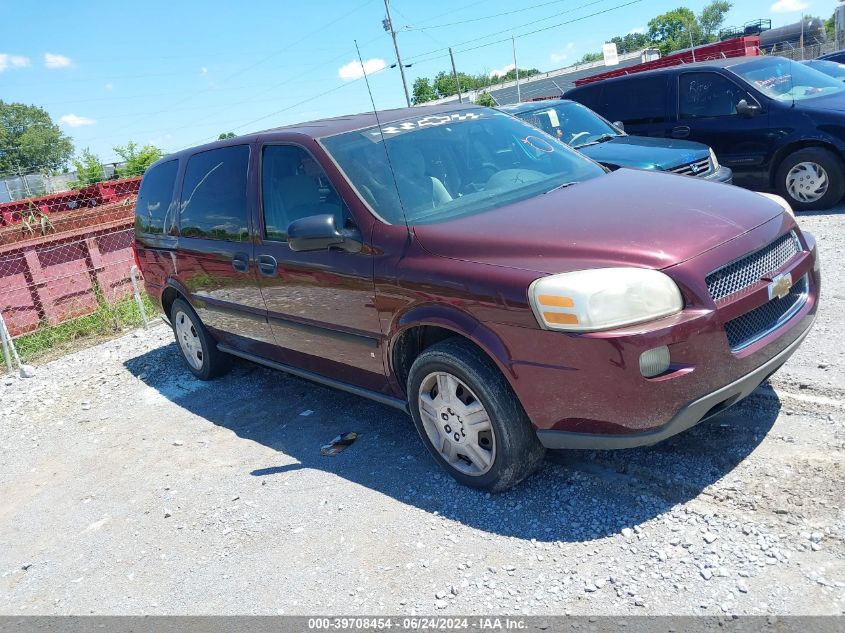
[0, 178, 156, 371]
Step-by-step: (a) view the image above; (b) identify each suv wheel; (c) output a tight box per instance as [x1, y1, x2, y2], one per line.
[407, 338, 545, 492]
[170, 298, 231, 380]
[776, 147, 845, 211]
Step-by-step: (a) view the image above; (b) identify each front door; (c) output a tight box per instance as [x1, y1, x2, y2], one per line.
[674, 71, 773, 188]
[254, 143, 387, 392]
[175, 144, 274, 351]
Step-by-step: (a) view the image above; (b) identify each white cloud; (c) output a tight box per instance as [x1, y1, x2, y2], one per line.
[200, 67, 208, 75]
[59, 113, 95, 127]
[104, 83, 113, 91]
[0, 54, 31, 72]
[629, 26, 646, 34]
[338, 58, 386, 81]
[489, 63, 515, 78]
[44, 53, 72, 69]
[567, 42, 576, 50]
[771, 0, 809, 12]
[550, 52, 569, 64]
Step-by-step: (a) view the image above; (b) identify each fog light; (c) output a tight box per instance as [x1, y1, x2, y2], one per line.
[640, 346, 671, 378]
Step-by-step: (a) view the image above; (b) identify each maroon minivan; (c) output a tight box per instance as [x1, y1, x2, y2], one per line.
[135, 104, 819, 492]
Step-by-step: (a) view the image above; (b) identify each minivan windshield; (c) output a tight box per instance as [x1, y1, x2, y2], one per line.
[512, 101, 621, 149]
[321, 108, 605, 225]
[732, 57, 845, 102]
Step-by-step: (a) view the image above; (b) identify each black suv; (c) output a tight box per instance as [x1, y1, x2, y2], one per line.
[566, 56, 845, 210]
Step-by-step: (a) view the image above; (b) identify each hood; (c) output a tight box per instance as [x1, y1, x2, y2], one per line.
[579, 135, 710, 171]
[413, 169, 784, 275]
[786, 90, 845, 115]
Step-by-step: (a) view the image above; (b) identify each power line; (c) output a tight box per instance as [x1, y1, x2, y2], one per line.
[409, 0, 571, 31]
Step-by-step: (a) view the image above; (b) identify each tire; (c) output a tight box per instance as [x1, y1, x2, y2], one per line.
[407, 338, 546, 492]
[170, 298, 231, 380]
[775, 147, 845, 211]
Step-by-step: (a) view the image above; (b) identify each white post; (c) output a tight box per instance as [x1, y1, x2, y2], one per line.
[0, 311, 22, 374]
[130, 265, 149, 327]
[0, 312, 12, 374]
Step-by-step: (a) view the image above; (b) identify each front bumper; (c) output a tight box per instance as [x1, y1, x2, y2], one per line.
[536, 320, 812, 450]
[706, 165, 733, 184]
[484, 217, 818, 447]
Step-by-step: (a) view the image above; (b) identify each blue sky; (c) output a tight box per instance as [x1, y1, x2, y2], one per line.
[1, 0, 837, 166]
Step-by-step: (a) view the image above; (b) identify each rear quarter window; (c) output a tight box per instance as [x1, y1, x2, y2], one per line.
[135, 159, 178, 236]
[179, 145, 251, 241]
[596, 76, 669, 125]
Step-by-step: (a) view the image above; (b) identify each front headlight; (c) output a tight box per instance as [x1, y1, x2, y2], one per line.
[529, 268, 684, 332]
[756, 191, 796, 220]
[709, 148, 720, 171]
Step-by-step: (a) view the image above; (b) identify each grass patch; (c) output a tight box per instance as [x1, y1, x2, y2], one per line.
[14, 292, 159, 365]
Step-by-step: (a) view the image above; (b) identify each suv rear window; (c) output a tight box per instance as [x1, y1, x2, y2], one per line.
[179, 145, 250, 241]
[598, 76, 669, 125]
[135, 159, 178, 235]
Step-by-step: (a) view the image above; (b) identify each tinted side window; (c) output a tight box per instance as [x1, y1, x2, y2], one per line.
[679, 72, 748, 118]
[135, 159, 178, 235]
[570, 85, 600, 110]
[261, 145, 345, 241]
[600, 76, 668, 125]
[179, 145, 250, 241]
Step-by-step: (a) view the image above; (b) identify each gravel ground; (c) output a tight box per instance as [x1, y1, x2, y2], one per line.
[1, 208, 844, 616]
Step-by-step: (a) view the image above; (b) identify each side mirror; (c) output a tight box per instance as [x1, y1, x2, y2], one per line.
[736, 99, 761, 117]
[287, 214, 362, 253]
[613, 121, 626, 133]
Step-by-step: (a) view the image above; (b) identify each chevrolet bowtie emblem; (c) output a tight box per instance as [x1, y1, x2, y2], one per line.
[768, 273, 793, 301]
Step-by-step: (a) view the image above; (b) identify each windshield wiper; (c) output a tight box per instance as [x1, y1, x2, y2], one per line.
[574, 133, 617, 149]
[544, 181, 578, 194]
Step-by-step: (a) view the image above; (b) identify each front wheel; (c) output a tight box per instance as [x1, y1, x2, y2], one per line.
[407, 339, 545, 492]
[775, 148, 845, 211]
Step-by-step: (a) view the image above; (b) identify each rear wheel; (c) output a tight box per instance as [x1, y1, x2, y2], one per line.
[170, 298, 231, 380]
[407, 338, 545, 492]
[775, 147, 845, 211]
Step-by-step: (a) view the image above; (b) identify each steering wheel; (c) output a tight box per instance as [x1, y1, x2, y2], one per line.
[569, 131, 590, 145]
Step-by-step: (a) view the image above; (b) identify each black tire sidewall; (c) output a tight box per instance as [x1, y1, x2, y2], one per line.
[407, 340, 544, 492]
[171, 298, 215, 380]
[776, 148, 845, 211]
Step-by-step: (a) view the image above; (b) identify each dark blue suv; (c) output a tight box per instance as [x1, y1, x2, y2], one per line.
[566, 56, 845, 210]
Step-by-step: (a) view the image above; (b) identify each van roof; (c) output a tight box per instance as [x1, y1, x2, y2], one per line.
[153, 103, 483, 167]
[568, 55, 769, 90]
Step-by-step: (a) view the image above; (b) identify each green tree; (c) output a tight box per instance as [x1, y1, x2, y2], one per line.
[70, 148, 105, 189]
[475, 92, 497, 107]
[412, 77, 437, 104]
[699, 1, 732, 40]
[0, 100, 74, 177]
[113, 141, 164, 178]
[648, 7, 698, 55]
[578, 52, 604, 64]
[218, 132, 236, 140]
[610, 32, 652, 54]
[648, 2, 733, 55]
[825, 12, 836, 42]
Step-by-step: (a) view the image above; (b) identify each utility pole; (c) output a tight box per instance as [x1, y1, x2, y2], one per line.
[383, 0, 411, 107]
[449, 48, 463, 103]
[512, 36, 521, 103]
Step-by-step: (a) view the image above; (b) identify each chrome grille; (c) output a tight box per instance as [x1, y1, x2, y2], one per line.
[671, 157, 712, 178]
[706, 232, 802, 303]
[724, 275, 808, 351]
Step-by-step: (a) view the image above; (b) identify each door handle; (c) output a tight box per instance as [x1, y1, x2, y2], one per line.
[257, 254, 277, 277]
[232, 252, 250, 273]
[672, 126, 691, 139]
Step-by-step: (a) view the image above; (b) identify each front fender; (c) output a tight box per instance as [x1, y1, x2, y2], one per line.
[390, 303, 517, 381]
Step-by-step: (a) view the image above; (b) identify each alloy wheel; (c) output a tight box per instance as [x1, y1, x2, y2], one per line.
[417, 371, 496, 476]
